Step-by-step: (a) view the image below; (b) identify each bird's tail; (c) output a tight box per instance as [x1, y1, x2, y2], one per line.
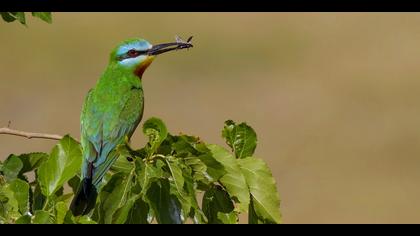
[70, 161, 98, 216]
[70, 177, 98, 216]
[70, 151, 119, 216]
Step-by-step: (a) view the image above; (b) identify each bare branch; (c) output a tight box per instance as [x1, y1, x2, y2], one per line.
[0, 127, 64, 141]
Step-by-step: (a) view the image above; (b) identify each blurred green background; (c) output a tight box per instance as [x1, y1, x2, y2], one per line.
[1, 13, 420, 223]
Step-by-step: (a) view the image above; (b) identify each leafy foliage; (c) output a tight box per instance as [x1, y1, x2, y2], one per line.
[222, 120, 257, 159]
[238, 156, 282, 223]
[0, 118, 281, 224]
[0, 12, 52, 25]
[38, 135, 82, 197]
[202, 185, 237, 224]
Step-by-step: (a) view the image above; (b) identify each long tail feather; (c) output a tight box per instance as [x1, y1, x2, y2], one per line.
[70, 177, 98, 216]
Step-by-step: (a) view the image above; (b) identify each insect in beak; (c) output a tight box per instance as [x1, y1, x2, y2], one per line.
[148, 36, 193, 56]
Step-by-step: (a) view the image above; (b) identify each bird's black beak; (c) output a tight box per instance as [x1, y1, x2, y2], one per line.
[148, 41, 193, 56]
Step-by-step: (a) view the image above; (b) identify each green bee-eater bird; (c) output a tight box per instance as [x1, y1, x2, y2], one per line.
[70, 37, 193, 216]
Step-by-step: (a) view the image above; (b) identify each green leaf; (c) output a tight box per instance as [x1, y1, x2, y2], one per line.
[181, 168, 207, 224]
[171, 134, 203, 156]
[59, 212, 96, 224]
[207, 144, 250, 212]
[54, 193, 73, 204]
[15, 214, 31, 224]
[32, 210, 53, 224]
[0, 12, 16, 22]
[237, 156, 281, 224]
[62, 211, 75, 224]
[125, 197, 150, 224]
[0, 183, 19, 220]
[165, 158, 185, 197]
[7, 179, 29, 215]
[184, 156, 206, 174]
[143, 117, 168, 156]
[184, 156, 210, 185]
[111, 150, 134, 174]
[76, 215, 97, 224]
[222, 120, 257, 159]
[169, 160, 205, 222]
[17, 152, 48, 174]
[248, 196, 262, 224]
[98, 172, 133, 224]
[14, 12, 26, 25]
[112, 196, 137, 224]
[1, 155, 23, 181]
[145, 179, 182, 224]
[197, 152, 226, 181]
[55, 201, 67, 224]
[0, 178, 30, 221]
[169, 134, 225, 184]
[115, 140, 142, 160]
[203, 185, 238, 224]
[135, 158, 163, 195]
[169, 181, 191, 222]
[31, 12, 52, 23]
[37, 135, 82, 197]
[1, 12, 51, 25]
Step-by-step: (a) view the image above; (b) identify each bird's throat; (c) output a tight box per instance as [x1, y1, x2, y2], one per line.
[134, 56, 155, 78]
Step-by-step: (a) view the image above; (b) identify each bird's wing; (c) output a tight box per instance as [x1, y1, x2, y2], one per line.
[91, 87, 144, 187]
[80, 88, 102, 179]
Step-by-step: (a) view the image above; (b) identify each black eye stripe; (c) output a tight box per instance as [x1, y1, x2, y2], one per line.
[117, 49, 148, 61]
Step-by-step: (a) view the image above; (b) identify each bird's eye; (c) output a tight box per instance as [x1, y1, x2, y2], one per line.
[127, 49, 139, 57]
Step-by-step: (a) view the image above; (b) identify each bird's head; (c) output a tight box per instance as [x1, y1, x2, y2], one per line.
[110, 38, 193, 77]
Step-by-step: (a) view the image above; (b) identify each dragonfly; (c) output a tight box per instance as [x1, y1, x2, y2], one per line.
[175, 35, 193, 50]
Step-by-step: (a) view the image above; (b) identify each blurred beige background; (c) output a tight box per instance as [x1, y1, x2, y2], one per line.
[1, 13, 420, 223]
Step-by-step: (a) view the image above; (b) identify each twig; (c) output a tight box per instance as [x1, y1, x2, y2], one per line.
[0, 127, 64, 141]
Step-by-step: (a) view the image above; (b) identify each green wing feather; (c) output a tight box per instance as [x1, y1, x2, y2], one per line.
[80, 77, 144, 188]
